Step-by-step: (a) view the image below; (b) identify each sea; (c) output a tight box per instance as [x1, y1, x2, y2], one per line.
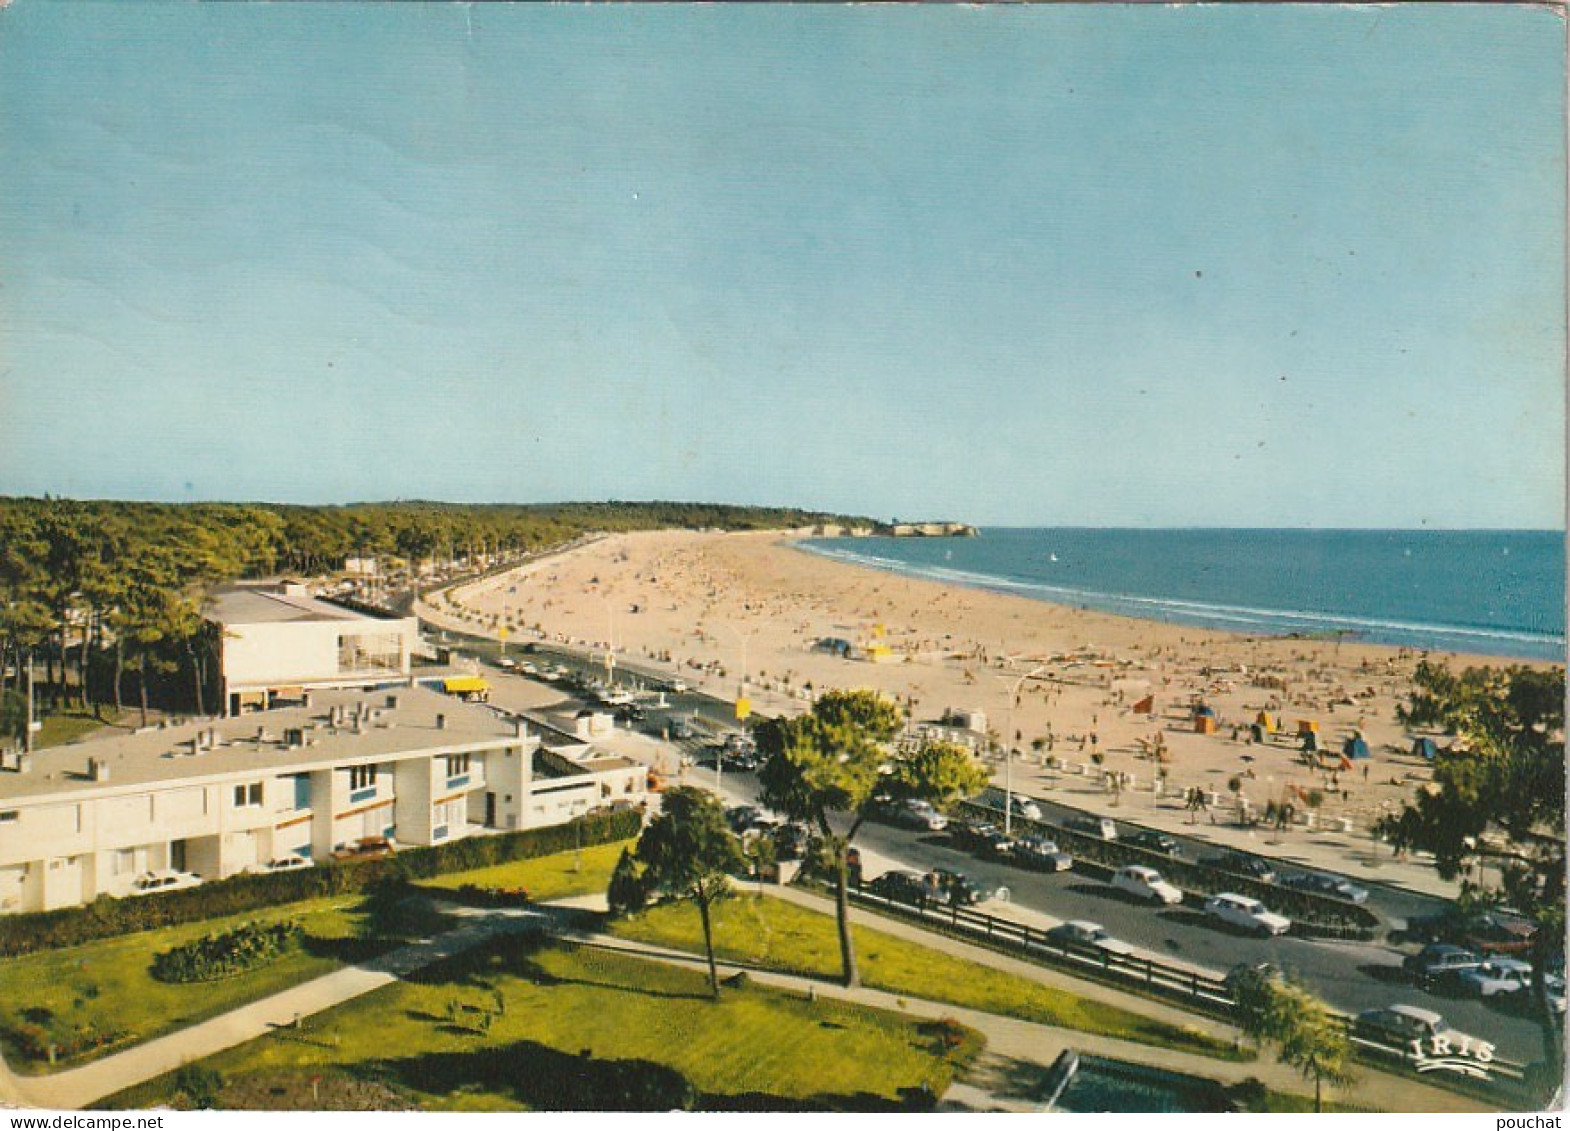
[797, 529, 1566, 662]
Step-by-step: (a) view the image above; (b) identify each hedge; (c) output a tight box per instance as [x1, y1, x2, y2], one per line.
[0, 808, 642, 958]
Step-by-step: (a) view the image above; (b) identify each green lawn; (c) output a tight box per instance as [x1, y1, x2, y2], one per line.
[418, 840, 629, 903]
[0, 895, 378, 1074]
[611, 894, 1244, 1062]
[105, 938, 979, 1112]
[35, 707, 125, 749]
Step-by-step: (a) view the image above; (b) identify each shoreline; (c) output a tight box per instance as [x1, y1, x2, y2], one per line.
[791, 532, 1565, 665]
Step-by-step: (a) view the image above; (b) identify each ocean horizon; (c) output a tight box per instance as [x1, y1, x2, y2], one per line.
[798, 527, 1566, 662]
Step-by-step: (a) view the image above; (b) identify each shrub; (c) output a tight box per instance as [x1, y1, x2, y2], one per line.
[151, 920, 301, 983]
[174, 1064, 224, 1109]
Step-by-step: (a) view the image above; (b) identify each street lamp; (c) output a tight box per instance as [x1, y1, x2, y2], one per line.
[999, 664, 1047, 836]
[595, 595, 616, 685]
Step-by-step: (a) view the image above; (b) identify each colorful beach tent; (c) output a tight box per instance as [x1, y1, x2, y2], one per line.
[1343, 735, 1371, 760]
[1411, 737, 1439, 760]
[1296, 719, 1319, 735]
[1301, 730, 1320, 753]
[1254, 711, 1277, 733]
[1250, 724, 1266, 744]
[1132, 695, 1155, 715]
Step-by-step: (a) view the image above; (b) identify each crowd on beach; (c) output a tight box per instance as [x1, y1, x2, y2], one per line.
[422, 529, 1550, 854]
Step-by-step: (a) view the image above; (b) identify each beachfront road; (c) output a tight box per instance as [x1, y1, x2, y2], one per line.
[435, 633, 1549, 1067]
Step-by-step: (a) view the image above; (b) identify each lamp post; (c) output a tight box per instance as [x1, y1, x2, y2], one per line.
[999, 664, 1047, 836]
[712, 624, 758, 795]
[595, 595, 616, 685]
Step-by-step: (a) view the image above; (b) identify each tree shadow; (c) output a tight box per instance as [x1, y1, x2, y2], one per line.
[376, 1039, 698, 1110]
[1356, 963, 1416, 987]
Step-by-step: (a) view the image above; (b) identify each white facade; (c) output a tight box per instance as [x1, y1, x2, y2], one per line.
[0, 686, 646, 915]
[210, 582, 418, 714]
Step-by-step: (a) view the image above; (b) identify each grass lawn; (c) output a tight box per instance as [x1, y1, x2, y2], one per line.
[104, 938, 980, 1112]
[0, 895, 379, 1074]
[418, 840, 630, 903]
[34, 707, 125, 749]
[611, 894, 1245, 1062]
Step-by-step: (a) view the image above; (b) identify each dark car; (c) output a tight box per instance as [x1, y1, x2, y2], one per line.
[1281, 872, 1370, 904]
[1402, 944, 1483, 988]
[952, 821, 1014, 859]
[925, 868, 995, 907]
[1011, 835, 1074, 872]
[1199, 852, 1278, 885]
[1125, 831, 1184, 858]
[725, 805, 766, 834]
[868, 870, 928, 905]
[1465, 912, 1538, 956]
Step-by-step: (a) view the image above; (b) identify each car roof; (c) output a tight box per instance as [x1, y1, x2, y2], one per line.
[1479, 958, 1533, 972]
[1386, 1004, 1446, 1024]
[1064, 920, 1103, 932]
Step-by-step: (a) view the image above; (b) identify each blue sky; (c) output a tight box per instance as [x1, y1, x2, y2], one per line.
[0, 2, 1563, 528]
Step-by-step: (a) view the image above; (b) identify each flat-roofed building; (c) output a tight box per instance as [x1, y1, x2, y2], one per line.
[0, 684, 647, 915]
[209, 581, 418, 715]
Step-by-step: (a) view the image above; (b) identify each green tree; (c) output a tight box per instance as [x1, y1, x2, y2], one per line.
[635, 787, 746, 998]
[1231, 969, 1354, 1112]
[1380, 661, 1566, 1083]
[757, 689, 988, 988]
[606, 846, 649, 918]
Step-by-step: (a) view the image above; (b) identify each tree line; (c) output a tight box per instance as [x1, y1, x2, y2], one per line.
[0, 497, 868, 736]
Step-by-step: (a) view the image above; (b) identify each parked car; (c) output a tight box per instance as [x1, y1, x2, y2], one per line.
[496, 656, 518, 671]
[331, 836, 395, 862]
[1458, 958, 1534, 999]
[1111, 865, 1182, 905]
[1353, 1005, 1480, 1054]
[1465, 911, 1539, 956]
[924, 868, 997, 907]
[894, 798, 949, 832]
[1046, 920, 1134, 957]
[1199, 852, 1278, 884]
[1066, 815, 1118, 841]
[248, 855, 314, 874]
[726, 805, 768, 834]
[668, 714, 696, 740]
[1205, 892, 1291, 937]
[952, 821, 1013, 857]
[1281, 872, 1370, 904]
[1011, 835, 1073, 872]
[868, 870, 928, 905]
[129, 869, 202, 896]
[1006, 795, 1043, 822]
[1402, 944, 1483, 987]
[1125, 831, 1184, 858]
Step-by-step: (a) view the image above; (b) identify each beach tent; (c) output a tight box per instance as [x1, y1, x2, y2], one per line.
[1254, 711, 1277, 733]
[1132, 695, 1155, 715]
[1250, 723, 1266, 744]
[1411, 737, 1439, 760]
[1343, 735, 1371, 760]
[1301, 730, 1320, 753]
[1296, 719, 1319, 735]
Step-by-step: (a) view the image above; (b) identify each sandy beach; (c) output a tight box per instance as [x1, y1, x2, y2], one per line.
[423, 529, 1558, 843]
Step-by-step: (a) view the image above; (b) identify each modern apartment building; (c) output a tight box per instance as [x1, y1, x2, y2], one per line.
[0, 684, 647, 915]
[208, 581, 419, 715]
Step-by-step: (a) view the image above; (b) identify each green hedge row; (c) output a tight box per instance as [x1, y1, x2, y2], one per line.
[0, 809, 642, 957]
[958, 800, 1381, 937]
[151, 920, 301, 984]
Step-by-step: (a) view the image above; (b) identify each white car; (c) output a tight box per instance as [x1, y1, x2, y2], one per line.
[1047, 920, 1135, 957]
[496, 656, 518, 670]
[248, 855, 314, 874]
[129, 870, 202, 896]
[1112, 865, 1182, 905]
[1458, 958, 1534, 998]
[1206, 892, 1292, 937]
[1008, 796, 1044, 822]
[898, 799, 949, 832]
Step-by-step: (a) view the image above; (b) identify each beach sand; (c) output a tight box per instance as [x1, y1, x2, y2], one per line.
[421, 529, 1557, 843]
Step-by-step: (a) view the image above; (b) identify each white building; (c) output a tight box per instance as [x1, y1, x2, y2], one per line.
[0, 684, 647, 915]
[209, 582, 419, 715]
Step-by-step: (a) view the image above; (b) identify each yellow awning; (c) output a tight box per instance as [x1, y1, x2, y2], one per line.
[444, 676, 491, 694]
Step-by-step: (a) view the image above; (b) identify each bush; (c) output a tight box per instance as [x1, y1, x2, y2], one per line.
[174, 1064, 224, 1109]
[0, 809, 642, 958]
[151, 920, 301, 983]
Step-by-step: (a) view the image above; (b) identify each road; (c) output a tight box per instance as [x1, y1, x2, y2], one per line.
[428, 630, 1551, 1067]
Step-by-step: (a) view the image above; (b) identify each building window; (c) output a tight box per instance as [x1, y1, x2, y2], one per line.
[0, 811, 16, 824]
[232, 782, 263, 808]
[444, 753, 471, 785]
[113, 849, 136, 876]
[337, 632, 403, 675]
[349, 765, 377, 791]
